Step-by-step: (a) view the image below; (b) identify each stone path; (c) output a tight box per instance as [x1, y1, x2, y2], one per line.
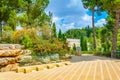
[0, 54, 120, 80]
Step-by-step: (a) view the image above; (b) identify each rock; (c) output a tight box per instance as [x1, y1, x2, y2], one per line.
[18, 56, 32, 63]
[0, 57, 18, 66]
[16, 67, 25, 73]
[0, 50, 22, 57]
[38, 56, 50, 63]
[0, 63, 19, 72]
[62, 61, 71, 65]
[22, 50, 31, 55]
[36, 65, 46, 71]
[24, 67, 32, 73]
[0, 44, 22, 50]
[55, 63, 64, 67]
[47, 64, 56, 69]
[50, 54, 59, 61]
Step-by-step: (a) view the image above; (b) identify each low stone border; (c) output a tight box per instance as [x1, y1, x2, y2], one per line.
[16, 61, 71, 73]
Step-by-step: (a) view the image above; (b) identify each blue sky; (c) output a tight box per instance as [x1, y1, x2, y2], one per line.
[46, 0, 108, 32]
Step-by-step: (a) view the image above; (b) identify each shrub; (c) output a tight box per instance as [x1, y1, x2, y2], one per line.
[81, 51, 111, 57]
[22, 35, 32, 48]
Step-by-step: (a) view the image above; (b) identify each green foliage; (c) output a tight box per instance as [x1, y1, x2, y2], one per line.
[13, 28, 39, 45]
[22, 34, 32, 48]
[117, 28, 120, 50]
[116, 52, 120, 58]
[85, 25, 92, 37]
[100, 0, 120, 11]
[34, 38, 69, 56]
[73, 44, 76, 51]
[65, 29, 84, 39]
[7, 10, 17, 31]
[52, 23, 57, 38]
[58, 29, 62, 39]
[1, 26, 13, 43]
[41, 25, 50, 40]
[80, 34, 88, 51]
[81, 51, 111, 57]
[22, 0, 50, 26]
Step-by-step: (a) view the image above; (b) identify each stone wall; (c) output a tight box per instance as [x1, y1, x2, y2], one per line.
[0, 44, 31, 72]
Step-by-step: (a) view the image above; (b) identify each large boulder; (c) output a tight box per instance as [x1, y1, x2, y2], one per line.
[18, 56, 32, 63]
[38, 56, 50, 63]
[0, 44, 22, 50]
[0, 63, 19, 72]
[50, 54, 59, 61]
[0, 50, 22, 57]
[0, 57, 18, 66]
[22, 50, 31, 55]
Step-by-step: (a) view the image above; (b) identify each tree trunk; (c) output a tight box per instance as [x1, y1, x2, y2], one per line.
[92, 9, 96, 50]
[111, 10, 119, 58]
[0, 23, 2, 41]
[27, 0, 31, 26]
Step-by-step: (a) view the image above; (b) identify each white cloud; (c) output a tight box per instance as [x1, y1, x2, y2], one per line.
[67, 0, 86, 11]
[52, 16, 75, 32]
[95, 19, 106, 27]
[52, 14, 92, 32]
[82, 14, 92, 22]
[46, 0, 107, 33]
[67, 0, 80, 7]
[62, 23, 75, 29]
[52, 16, 60, 23]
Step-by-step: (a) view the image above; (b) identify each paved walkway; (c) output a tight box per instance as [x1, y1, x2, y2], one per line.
[0, 55, 120, 80]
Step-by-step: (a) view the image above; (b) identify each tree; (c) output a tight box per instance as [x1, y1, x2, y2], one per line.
[58, 29, 62, 39]
[7, 10, 17, 31]
[85, 25, 92, 37]
[51, 22, 57, 38]
[61, 34, 66, 42]
[73, 43, 76, 51]
[100, 0, 120, 57]
[82, 0, 97, 50]
[22, 0, 49, 27]
[80, 34, 87, 51]
[0, 0, 23, 38]
[82, 0, 103, 50]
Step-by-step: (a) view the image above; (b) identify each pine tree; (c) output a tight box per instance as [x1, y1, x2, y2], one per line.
[52, 23, 57, 38]
[73, 43, 76, 51]
[58, 29, 62, 39]
[80, 34, 88, 51]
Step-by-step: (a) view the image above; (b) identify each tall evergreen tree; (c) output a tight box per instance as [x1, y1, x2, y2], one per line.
[52, 22, 57, 38]
[58, 29, 62, 39]
[80, 34, 87, 51]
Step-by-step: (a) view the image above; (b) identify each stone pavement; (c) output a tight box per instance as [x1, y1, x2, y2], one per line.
[0, 54, 120, 80]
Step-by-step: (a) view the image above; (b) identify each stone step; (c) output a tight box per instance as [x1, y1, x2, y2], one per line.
[16, 67, 25, 73]
[16, 62, 71, 73]
[47, 64, 56, 69]
[24, 67, 32, 73]
[62, 61, 71, 65]
[36, 65, 46, 71]
[55, 63, 64, 67]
